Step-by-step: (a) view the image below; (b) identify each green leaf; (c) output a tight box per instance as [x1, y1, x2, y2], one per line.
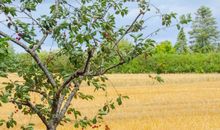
[74, 121, 79, 128]
[0, 119, 5, 126]
[116, 96, 122, 106]
[21, 123, 35, 130]
[6, 117, 16, 128]
[0, 92, 10, 103]
[68, 108, 81, 119]
[77, 92, 94, 101]
[110, 103, 115, 109]
[122, 96, 129, 99]
[176, 24, 181, 30]
[92, 117, 97, 124]
[100, 76, 108, 82]
[98, 110, 107, 116]
[155, 75, 164, 83]
[76, 34, 84, 44]
[6, 121, 10, 128]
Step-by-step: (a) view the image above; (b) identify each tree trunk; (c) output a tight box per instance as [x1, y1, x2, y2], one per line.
[47, 124, 57, 130]
[47, 126, 56, 130]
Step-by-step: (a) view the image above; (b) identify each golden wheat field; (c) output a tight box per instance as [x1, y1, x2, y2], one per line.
[1, 74, 220, 130]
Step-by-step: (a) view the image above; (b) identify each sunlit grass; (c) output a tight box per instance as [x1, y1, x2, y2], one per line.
[1, 74, 220, 130]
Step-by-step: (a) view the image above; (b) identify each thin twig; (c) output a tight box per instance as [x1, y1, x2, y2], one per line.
[113, 11, 144, 48]
[32, 33, 48, 51]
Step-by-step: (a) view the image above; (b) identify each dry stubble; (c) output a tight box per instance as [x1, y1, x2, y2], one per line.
[1, 74, 220, 130]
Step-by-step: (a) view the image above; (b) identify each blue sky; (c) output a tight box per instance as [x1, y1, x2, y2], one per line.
[1, 0, 220, 52]
[150, 0, 220, 43]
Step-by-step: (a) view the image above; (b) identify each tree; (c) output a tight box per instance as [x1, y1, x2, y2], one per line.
[0, 0, 187, 130]
[189, 6, 220, 53]
[155, 40, 176, 54]
[174, 28, 189, 53]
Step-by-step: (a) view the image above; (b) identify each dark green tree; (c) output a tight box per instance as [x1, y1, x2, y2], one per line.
[189, 6, 220, 53]
[174, 28, 188, 53]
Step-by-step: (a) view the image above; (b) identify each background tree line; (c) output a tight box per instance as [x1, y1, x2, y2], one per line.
[116, 6, 220, 73]
[2, 6, 220, 74]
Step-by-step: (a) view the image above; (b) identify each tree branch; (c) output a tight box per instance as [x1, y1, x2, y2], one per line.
[113, 11, 144, 48]
[0, 30, 31, 52]
[57, 49, 94, 98]
[55, 0, 60, 15]
[52, 49, 94, 117]
[3, 11, 48, 48]
[90, 46, 142, 77]
[29, 89, 48, 99]
[10, 100, 49, 128]
[55, 4, 111, 94]
[90, 61, 125, 76]
[26, 101, 49, 126]
[0, 30, 57, 88]
[30, 52, 57, 87]
[56, 93, 65, 115]
[32, 33, 48, 51]
[144, 24, 178, 39]
[57, 83, 80, 123]
[22, 10, 46, 32]
[49, 48, 95, 123]
[54, 4, 112, 97]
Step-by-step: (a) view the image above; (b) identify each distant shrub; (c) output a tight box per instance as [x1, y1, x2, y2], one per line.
[17, 52, 75, 73]
[16, 52, 220, 74]
[155, 40, 176, 54]
[112, 53, 220, 73]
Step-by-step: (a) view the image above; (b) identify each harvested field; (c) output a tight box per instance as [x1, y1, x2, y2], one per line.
[1, 74, 220, 130]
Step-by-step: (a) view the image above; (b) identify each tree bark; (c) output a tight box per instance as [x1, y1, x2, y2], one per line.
[47, 127, 56, 130]
[47, 124, 57, 130]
